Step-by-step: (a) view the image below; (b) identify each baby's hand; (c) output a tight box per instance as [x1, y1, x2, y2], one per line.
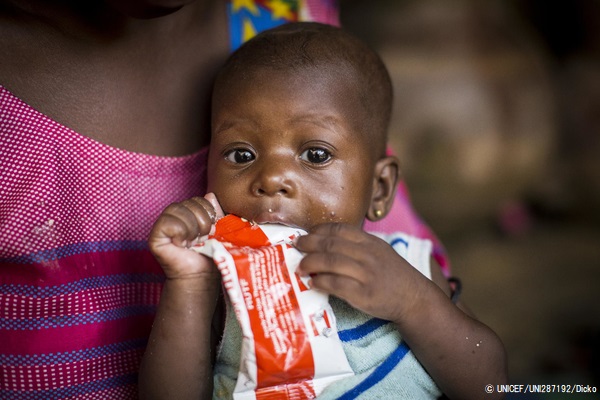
[149, 194, 225, 280]
[294, 223, 427, 323]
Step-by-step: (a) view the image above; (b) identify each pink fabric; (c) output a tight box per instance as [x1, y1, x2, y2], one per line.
[0, 95, 207, 258]
[304, 0, 340, 25]
[0, 85, 207, 398]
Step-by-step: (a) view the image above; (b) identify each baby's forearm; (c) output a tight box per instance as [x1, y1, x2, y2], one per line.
[393, 278, 507, 400]
[139, 276, 221, 400]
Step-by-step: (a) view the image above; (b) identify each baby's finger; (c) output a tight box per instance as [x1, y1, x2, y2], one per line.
[204, 192, 225, 219]
[297, 251, 368, 283]
[308, 223, 367, 242]
[308, 272, 362, 302]
[159, 202, 204, 245]
[294, 232, 369, 262]
[181, 197, 216, 236]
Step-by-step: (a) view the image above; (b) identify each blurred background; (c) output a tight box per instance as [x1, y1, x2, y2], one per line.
[341, 0, 600, 397]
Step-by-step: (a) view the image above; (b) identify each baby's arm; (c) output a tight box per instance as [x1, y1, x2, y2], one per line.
[294, 223, 508, 400]
[139, 195, 224, 400]
[400, 257, 508, 400]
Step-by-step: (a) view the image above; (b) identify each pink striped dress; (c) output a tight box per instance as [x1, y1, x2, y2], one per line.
[0, 85, 208, 398]
[0, 2, 447, 399]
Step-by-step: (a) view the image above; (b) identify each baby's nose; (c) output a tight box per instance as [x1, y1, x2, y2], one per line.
[251, 164, 295, 197]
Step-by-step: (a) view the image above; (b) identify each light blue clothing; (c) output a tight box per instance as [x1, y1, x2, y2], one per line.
[213, 232, 441, 399]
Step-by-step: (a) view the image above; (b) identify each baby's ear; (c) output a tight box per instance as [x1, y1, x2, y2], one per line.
[366, 156, 400, 222]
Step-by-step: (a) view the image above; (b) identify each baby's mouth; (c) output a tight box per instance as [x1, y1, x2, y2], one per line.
[250, 210, 300, 228]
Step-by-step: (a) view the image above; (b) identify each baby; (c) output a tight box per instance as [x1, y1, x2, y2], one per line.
[139, 22, 507, 399]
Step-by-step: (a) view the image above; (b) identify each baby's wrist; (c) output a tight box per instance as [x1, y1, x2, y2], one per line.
[165, 272, 221, 293]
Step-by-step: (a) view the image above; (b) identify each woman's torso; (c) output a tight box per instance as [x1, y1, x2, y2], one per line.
[0, 0, 230, 156]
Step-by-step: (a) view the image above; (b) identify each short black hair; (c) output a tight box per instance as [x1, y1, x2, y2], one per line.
[213, 22, 393, 155]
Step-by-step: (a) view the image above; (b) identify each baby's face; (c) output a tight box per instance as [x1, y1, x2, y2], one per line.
[207, 68, 378, 231]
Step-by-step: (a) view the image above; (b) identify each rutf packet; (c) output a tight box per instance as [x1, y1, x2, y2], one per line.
[192, 215, 353, 400]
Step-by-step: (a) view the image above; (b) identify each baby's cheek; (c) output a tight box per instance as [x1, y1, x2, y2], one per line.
[209, 177, 240, 207]
[316, 209, 340, 225]
[314, 189, 369, 227]
[217, 195, 251, 218]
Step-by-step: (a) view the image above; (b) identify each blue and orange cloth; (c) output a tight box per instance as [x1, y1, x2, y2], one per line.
[228, 0, 340, 50]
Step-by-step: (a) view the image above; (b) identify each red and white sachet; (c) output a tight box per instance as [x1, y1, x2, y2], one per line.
[193, 215, 354, 399]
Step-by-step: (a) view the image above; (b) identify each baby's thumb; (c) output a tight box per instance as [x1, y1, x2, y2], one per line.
[204, 192, 225, 219]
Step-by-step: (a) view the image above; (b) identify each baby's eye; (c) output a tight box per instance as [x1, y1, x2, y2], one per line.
[300, 148, 331, 164]
[225, 149, 255, 164]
